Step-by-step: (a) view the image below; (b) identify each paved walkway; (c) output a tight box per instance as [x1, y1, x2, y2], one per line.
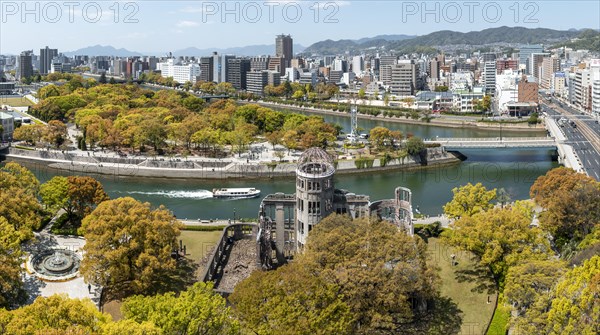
[413, 215, 453, 227]
[21, 213, 100, 306]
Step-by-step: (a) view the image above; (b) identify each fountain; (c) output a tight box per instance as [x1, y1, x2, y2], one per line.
[27, 248, 81, 281]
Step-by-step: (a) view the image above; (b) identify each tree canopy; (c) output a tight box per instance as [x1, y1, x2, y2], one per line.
[443, 182, 497, 219]
[79, 197, 183, 298]
[232, 214, 443, 335]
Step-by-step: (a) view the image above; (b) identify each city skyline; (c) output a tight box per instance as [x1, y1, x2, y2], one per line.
[1, 1, 599, 54]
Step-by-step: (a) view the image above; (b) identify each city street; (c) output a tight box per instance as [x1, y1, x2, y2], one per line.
[542, 99, 600, 181]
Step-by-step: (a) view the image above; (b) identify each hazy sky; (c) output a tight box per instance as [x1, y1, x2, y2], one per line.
[1, 0, 599, 54]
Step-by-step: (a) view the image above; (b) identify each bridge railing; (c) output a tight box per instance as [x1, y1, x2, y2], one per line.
[431, 137, 553, 142]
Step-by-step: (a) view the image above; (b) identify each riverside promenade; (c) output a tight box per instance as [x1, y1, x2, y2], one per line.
[2, 143, 460, 179]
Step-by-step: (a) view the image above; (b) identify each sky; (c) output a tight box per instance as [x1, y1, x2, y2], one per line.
[1, 0, 599, 54]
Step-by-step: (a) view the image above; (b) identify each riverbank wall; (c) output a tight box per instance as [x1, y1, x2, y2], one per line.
[1, 147, 461, 179]
[245, 101, 548, 133]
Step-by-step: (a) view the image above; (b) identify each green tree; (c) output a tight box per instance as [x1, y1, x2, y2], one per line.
[0, 294, 111, 334]
[122, 282, 240, 335]
[43, 120, 68, 148]
[99, 72, 107, 84]
[405, 136, 426, 156]
[504, 260, 566, 316]
[445, 202, 551, 286]
[513, 256, 600, 335]
[0, 217, 25, 308]
[79, 197, 184, 298]
[443, 182, 497, 219]
[231, 262, 352, 335]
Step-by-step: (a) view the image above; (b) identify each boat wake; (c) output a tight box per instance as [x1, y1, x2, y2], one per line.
[116, 190, 214, 199]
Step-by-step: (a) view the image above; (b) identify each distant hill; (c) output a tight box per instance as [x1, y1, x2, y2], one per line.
[64, 45, 144, 57]
[552, 29, 600, 52]
[354, 34, 416, 44]
[303, 27, 583, 55]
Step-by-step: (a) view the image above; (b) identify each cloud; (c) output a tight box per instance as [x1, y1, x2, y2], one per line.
[176, 20, 199, 28]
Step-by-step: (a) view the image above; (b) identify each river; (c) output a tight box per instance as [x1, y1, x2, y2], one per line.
[11, 148, 557, 220]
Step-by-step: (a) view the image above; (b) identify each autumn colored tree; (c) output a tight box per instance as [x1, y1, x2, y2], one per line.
[79, 197, 183, 297]
[122, 282, 240, 335]
[0, 294, 111, 334]
[443, 182, 497, 219]
[0, 162, 42, 242]
[504, 260, 566, 316]
[0, 217, 25, 308]
[43, 120, 69, 148]
[513, 255, 600, 335]
[40, 176, 109, 225]
[231, 262, 353, 335]
[530, 167, 600, 250]
[445, 202, 552, 286]
[12, 123, 45, 145]
[369, 126, 392, 150]
[100, 319, 162, 335]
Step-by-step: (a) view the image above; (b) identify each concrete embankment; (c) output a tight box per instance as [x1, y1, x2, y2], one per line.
[1, 147, 461, 179]
[245, 101, 548, 133]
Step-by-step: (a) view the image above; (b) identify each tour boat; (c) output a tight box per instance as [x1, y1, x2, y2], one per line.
[212, 187, 261, 199]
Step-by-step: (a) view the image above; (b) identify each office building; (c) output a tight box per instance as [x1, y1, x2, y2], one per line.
[246, 70, 269, 95]
[158, 59, 200, 84]
[0, 112, 15, 141]
[389, 60, 417, 96]
[250, 57, 270, 71]
[227, 58, 251, 90]
[352, 56, 364, 75]
[275, 34, 293, 69]
[40, 46, 58, 75]
[16, 51, 33, 80]
[496, 59, 518, 74]
[379, 55, 398, 85]
[541, 57, 561, 89]
[519, 44, 544, 74]
[268, 57, 285, 75]
[199, 57, 214, 82]
[482, 61, 497, 95]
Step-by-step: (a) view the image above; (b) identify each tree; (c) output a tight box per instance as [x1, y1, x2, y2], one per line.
[0, 163, 42, 242]
[40, 176, 109, 225]
[445, 202, 551, 286]
[513, 256, 600, 335]
[99, 72, 107, 84]
[13, 123, 45, 145]
[496, 187, 511, 208]
[358, 88, 366, 100]
[100, 319, 162, 335]
[443, 182, 497, 219]
[504, 260, 566, 316]
[301, 215, 438, 334]
[122, 282, 240, 335]
[79, 197, 184, 298]
[109, 77, 116, 84]
[369, 126, 392, 150]
[405, 136, 426, 156]
[0, 217, 25, 308]
[43, 120, 68, 148]
[434, 85, 449, 92]
[231, 262, 353, 335]
[530, 167, 600, 251]
[0, 294, 111, 334]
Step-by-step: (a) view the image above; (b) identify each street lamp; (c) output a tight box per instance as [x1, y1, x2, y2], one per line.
[233, 208, 236, 225]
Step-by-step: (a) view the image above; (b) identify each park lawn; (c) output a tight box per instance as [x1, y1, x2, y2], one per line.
[179, 230, 222, 264]
[427, 237, 497, 335]
[0, 97, 34, 107]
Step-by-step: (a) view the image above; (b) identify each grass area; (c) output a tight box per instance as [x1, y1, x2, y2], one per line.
[427, 238, 497, 335]
[486, 295, 510, 335]
[0, 96, 34, 107]
[179, 230, 222, 264]
[182, 225, 226, 232]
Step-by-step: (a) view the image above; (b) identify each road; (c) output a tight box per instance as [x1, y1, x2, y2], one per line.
[542, 97, 600, 181]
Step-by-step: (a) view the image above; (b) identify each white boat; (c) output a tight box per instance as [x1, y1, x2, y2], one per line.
[212, 187, 261, 199]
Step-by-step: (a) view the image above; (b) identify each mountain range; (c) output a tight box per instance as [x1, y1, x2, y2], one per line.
[302, 27, 594, 55]
[61, 27, 598, 58]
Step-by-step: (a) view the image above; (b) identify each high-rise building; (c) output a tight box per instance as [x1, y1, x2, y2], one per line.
[429, 57, 440, 81]
[481, 52, 497, 63]
[268, 57, 285, 75]
[389, 60, 417, 96]
[379, 55, 397, 85]
[275, 34, 293, 68]
[482, 61, 497, 95]
[199, 57, 214, 82]
[246, 70, 269, 95]
[519, 44, 544, 74]
[158, 59, 200, 84]
[250, 57, 270, 71]
[530, 53, 550, 83]
[40, 46, 58, 75]
[227, 58, 251, 90]
[16, 51, 33, 80]
[352, 56, 364, 75]
[541, 57, 561, 89]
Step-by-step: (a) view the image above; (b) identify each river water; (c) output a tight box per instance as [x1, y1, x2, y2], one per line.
[4, 110, 556, 219]
[12, 148, 556, 220]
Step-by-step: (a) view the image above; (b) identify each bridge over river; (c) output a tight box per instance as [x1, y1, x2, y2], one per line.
[426, 137, 557, 149]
